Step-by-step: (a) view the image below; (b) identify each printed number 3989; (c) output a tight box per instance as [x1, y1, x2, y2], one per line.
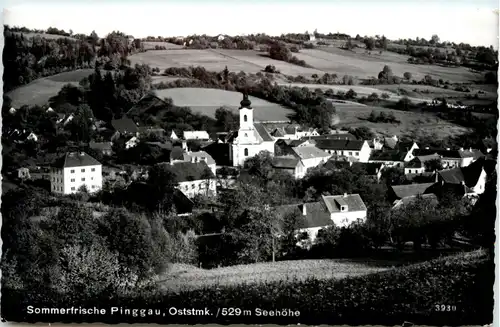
[435, 304, 457, 312]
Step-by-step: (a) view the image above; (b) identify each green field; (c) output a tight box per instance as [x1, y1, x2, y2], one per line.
[154, 87, 293, 122]
[158, 259, 390, 292]
[6, 69, 94, 108]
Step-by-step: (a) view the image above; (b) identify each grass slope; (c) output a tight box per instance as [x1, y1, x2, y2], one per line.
[154, 88, 293, 122]
[6, 69, 94, 107]
[158, 259, 390, 292]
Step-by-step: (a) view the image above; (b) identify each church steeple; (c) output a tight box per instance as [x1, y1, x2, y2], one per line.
[239, 93, 252, 109]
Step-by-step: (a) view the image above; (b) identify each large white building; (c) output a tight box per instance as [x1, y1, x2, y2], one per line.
[228, 94, 276, 166]
[50, 152, 103, 195]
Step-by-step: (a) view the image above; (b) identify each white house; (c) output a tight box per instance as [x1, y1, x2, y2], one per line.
[125, 136, 139, 149]
[404, 158, 426, 175]
[315, 139, 372, 163]
[162, 161, 217, 198]
[272, 156, 306, 179]
[183, 131, 210, 140]
[290, 146, 331, 176]
[275, 193, 367, 246]
[436, 159, 487, 196]
[228, 94, 276, 166]
[171, 150, 217, 176]
[50, 152, 103, 195]
[170, 131, 180, 140]
[270, 126, 320, 140]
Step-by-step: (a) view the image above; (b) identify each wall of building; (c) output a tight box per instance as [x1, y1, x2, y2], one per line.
[50, 165, 102, 195]
[178, 179, 217, 198]
[330, 210, 367, 227]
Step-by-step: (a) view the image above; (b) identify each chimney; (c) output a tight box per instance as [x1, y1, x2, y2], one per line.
[469, 147, 472, 152]
[302, 204, 307, 216]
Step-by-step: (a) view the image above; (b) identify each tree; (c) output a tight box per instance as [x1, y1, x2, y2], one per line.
[381, 167, 406, 185]
[215, 106, 238, 132]
[403, 72, 412, 81]
[424, 158, 443, 172]
[430, 34, 440, 45]
[364, 37, 375, 50]
[269, 42, 292, 62]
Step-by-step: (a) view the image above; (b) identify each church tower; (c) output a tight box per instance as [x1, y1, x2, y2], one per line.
[237, 93, 256, 144]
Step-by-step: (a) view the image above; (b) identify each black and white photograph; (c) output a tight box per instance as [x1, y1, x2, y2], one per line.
[1, 0, 498, 325]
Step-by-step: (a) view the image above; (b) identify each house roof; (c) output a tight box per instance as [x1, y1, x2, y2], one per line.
[438, 159, 485, 188]
[126, 93, 168, 117]
[323, 159, 351, 170]
[414, 148, 479, 159]
[162, 161, 215, 183]
[292, 146, 331, 160]
[321, 194, 367, 213]
[275, 202, 333, 229]
[383, 137, 398, 149]
[254, 123, 274, 142]
[146, 141, 173, 150]
[397, 141, 417, 152]
[52, 152, 101, 168]
[315, 139, 365, 151]
[392, 194, 439, 210]
[183, 151, 216, 165]
[390, 183, 435, 199]
[283, 125, 297, 135]
[89, 141, 112, 151]
[111, 117, 138, 134]
[272, 156, 300, 169]
[173, 188, 194, 215]
[304, 133, 357, 141]
[351, 162, 384, 175]
[288, 139, 316, 147]
[271, 128, 286, 137]
[170, 146, 185, 161]
[183, 131, 210, 140]
[416, 153, 442, 162]
[405, 158, 424, 168]
[369, 150, 407, 162]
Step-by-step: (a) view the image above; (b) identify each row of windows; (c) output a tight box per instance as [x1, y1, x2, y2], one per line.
[70, 177, 94, 182]
[52, 185, 63, 192]
[70, 185, 98, 191]
[182, 183, 211, 191]
[69, 168, 96, 173]
[53, 177, 62, 183]
[326, 150, 360, 156]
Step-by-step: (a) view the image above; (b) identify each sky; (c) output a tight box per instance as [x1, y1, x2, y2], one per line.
[3, 0, 499, 48]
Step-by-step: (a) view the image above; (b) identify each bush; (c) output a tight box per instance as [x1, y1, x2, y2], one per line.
[345, 89, 357, 99]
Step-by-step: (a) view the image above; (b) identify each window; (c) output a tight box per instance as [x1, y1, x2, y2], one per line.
[71, 187, 75, 191]
[71, 179, 75, 182]
[81, 178, 85, 181]
[70, 169, 75, 173]
[91, 168, 95, 172]
[355, 152, 359, 156]
[191, 184, 195, 189]
[349, 152, 352, 156]
[91, 185, 96, 189]
[244, 148, 248, 156]
[91, 177, 94, 180]
[81, 169, 85, 173]
[243, 115, 248, 122]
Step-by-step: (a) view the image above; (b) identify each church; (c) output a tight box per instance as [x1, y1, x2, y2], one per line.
[227, 94, 276, 167]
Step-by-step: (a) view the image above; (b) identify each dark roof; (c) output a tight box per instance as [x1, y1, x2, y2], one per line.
[271, 128, 285, 137]
[52, 152, 101, 168]
[254, 123, 274, 142]
[202, 143, 231, 166]
[170, 146, 184, 161]
[405, 171, 435, 182]
[322, 194, 367, 213]
[146, 141, 173, 150]
[111, 117, 138, 134]
[351, 162, 383, 175]
[292, 146, 331, 159]
[288, 139, 316, 147]
[275, 202, 333, 229]
[163, 161, 215, 183]
[383, 137, 398, 149]
[390, 183, 435, 199]
[173, 189, 194, 215]
[393, 194, 439, 209]
[127, 93, 168, 117]
[272, 156, 300, 169]
[315, 139, 365, 151]
[397, 141, 417, 152]
[369, 150, 407, 162]
[304, 133, 357, 141]
[414, 148, 479, 159]
[405, 158, 423, 168]
[438, 158, 485, 188]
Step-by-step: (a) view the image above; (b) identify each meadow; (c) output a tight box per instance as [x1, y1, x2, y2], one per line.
[333, 102, 471, 138]
[6, 69, 94, 107]
[142, 41, 184, 50]
[154, 88, 293, 122]
[158, 259, 390, 292]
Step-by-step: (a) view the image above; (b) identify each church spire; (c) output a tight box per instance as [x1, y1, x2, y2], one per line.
[239, 92, 252, 109]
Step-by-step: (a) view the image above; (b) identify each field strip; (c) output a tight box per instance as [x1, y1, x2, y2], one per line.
[208, 49, 265, 70]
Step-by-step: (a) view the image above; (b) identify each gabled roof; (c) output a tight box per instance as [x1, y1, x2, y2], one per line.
[272, 156, 301, 169]
[405, 158, 424, 168]
[397, 141, 417, 152]
[303, 133, 357, 141]
[146, 141, 173, 150]
[52, 152, 101, 168]
[392, 194, 439, 210]
[416, 153, 442, 162]
[291, 146, 331, 160]
[89, 141, 112, 151]
[288, 139, 316, 147]
[111, 117, 138, 134]
[170, 146, 185, 161]
[254, 123, 274, 142]
[351, 162, 384, 175]
[390, 183, 434, 199]
[321, 194, 367, 213]
[271, 128, 286, 137]
[369, 150, 407, 162]
[275, 202, 333, 229]
[162, 161, 215, 183]
[315, 139, 365, 151]
[414, 148, 477, 159]
[438, 158, 485, 188]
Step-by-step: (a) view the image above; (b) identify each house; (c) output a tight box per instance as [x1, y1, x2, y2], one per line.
[388, 183, 435, 204]
[404, 158, 425, 175]
[138, 126, 166, 138]
[315, 139, 371, 162]
[392, 193, 439, 210]
[274, 193, 367, 246]
[368, 150, 407, 167]
[125, 136, 139, 149]
[170, 150, 217, 176]
[435, 158, 487, 196]
[275, 139, 316, 156]
[183, 131, 210, 140]
[322, 159, 352, 171]
[111, 117, 139, 140]
[305, 132, 357, 141]
[290, 146, 332, 175]
[50, 152, 103, 194]
[272, 156, 306, 179]
[227, 94, 276, 166]
[413, 148, 483, 169]
[351, 162, 385, 181]
[170, 131, 180, 140]
[270, 126, 298, 140]
[162, 161, 217, 198]
[89, 141, 113, 156]
[296, 127, 320, 139]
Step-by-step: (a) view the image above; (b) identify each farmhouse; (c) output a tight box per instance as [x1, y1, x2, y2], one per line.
[170, 150, 217, 176]
[275, 193, 367, 246]
[163, 161, 217, 199]
[368, 150, 408, 167]
[392, 194, 439, 210]
[49, 152, 103, 195]
[404, 158, 425, 175]
[111, 117, 139, 140]
[274, 139, 316, 156]
[271, 126, 320, 140]
[184, 131, 210, 140]
[435, 158, 487, 197]
[315, 139, 371, 162]
[388, 183, 435, 204]
[271, 156, 306, 179]
[290, 146, 332, 175]
[227, 94, 276, 167]
[89, 141, 113, 156]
